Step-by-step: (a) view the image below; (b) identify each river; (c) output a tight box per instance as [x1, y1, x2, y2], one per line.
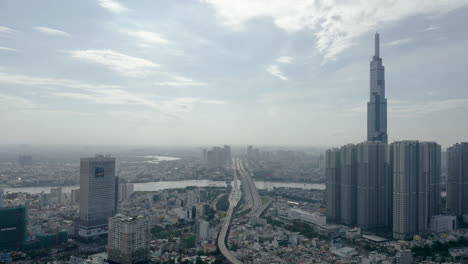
[2, 180, 325, 194]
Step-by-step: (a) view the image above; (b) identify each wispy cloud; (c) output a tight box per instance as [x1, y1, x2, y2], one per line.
[154, 75, 206, 87]
[68, 49, 159, 77]
[266, 65, 287, 80]
[203, 0, 468, 60]
[0, 26, 16, 34]
[127, 31, 170, 45]
[0, 72, 119, 90]
[34, 26, 70, 37]
[276, 56, 293, 64]
[98, 0, 129, 13]
[0, 46, 18, 52]
[384, 37, 414, 47]
[424, 25, 440, 31]
[0, 72, 223, 118]
[0, 94, 39, 110]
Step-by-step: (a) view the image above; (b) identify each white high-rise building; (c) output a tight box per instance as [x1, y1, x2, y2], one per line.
[78, 155, 117, 239]
[118, 183, 134, 202]
[197, 219, 209, 241]
[108, 215, 150, 264]
[391, 141, 441, 239]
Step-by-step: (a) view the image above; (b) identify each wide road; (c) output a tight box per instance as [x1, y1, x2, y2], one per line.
[237, 159, 262, 217]
[217, 161, 243, 264]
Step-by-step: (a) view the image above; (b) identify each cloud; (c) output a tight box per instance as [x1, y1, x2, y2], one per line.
[98, 0, 129, 13]
[0, 26, 16, 34]
[154, 75, 206, 87]
[424, 25, 440, 31]
[384, 38, 414, 47]
[34, 26, 70, 37]
[0, 72, 119, 90]
[266, 65, 287, 80]
[276, 56, 293, 64]
[202, 0, 468, 60]
[0, 72, 224, 118]
[127, 31, 170, 45]
[68, 49, 159, 77]
[0, 46, 18, 52]
[0, 94, 39, 110]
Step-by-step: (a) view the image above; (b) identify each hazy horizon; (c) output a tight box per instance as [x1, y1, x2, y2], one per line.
[2, 0, 468, 146]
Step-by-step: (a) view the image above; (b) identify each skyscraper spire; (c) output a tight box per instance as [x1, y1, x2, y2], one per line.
[375, 33, 380, 58]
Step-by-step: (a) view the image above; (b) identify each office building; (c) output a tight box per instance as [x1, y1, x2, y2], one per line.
[356, 141, 391, 229]
[340, 144, 357, 225]
[447, 143, 468, 216]
[0, 206, 28, 250]
[326, 148, 341, 222]
[391, 141, 441, 239]
[108, 215, 150, 264]
[78, 155, 117, 239]
[367, 33, 388, 143]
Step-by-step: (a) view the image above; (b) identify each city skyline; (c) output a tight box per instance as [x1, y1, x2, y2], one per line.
[1, 1, 468, 147]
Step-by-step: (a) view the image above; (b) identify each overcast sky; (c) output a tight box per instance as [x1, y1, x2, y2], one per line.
[1, 0, 468, 147]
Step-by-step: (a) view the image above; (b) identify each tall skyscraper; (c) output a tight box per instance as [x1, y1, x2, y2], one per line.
[367, 33, 388, 143]
[340, 144, 357, 225]
[356, 141, 391, 229]
[107, 215, 150, 264]
[391, 141, 441, 239]
[447, 143, 468, 216]
[326, 148, 341, 222]
[78, 155, 117, 240]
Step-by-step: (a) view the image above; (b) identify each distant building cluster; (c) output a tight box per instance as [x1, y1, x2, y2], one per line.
[202, 145, 231, 168]
[247, 145, 260, 161]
